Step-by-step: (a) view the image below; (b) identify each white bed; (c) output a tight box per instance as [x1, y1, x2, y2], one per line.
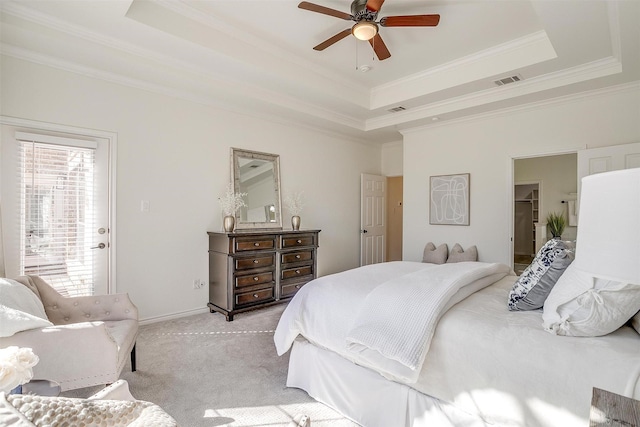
[273, 261, 640, 427]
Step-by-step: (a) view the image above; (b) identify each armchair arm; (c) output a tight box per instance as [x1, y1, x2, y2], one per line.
[0, 322, 121, 391]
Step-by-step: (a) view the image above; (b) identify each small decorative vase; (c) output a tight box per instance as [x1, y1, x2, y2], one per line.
[223, 215, 235, 233]
[291, 215, 301, 231]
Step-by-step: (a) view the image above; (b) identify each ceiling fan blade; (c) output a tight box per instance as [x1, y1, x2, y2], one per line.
[366, 0, 385, 12]
[298, 2, 352, 20]
[313, 29, 352, 51]
[380, 15, 441, 27]
[368, 34, 391, 60]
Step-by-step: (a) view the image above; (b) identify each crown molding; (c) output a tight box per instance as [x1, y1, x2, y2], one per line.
[399, 80, 640, 136]
[155, 0, 371, 97]
[0, 44, 366, 133]
[1, 0, 371, 112]
[367, 56, 623, 131]
[369, 30, 557, 110]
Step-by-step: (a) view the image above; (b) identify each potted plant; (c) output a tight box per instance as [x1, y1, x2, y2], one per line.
[218, 183, 247, 232]
[546, 211, 566, 239]
[284, 191, 305, 231]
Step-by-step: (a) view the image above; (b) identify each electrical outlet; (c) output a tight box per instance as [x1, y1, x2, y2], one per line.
[193, 279, 200, 289]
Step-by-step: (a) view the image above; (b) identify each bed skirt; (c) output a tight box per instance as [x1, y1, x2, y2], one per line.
[286, 338, 492, 427]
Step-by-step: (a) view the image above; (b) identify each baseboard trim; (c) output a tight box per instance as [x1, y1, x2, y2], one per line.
[139, 307, 209, 325]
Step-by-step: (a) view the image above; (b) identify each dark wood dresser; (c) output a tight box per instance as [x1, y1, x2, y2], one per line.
[207, 229, 320, 321]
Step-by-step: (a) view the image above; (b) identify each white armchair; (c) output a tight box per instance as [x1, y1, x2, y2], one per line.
[0, 275, 139, 391]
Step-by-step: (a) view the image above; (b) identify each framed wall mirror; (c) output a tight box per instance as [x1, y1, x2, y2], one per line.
[231, 148, 282, 229]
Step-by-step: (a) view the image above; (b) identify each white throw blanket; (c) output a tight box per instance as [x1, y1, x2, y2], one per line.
[345, 262, 510, 382]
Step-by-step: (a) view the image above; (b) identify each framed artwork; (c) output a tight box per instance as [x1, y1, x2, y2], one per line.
[429, 173, 470, 225]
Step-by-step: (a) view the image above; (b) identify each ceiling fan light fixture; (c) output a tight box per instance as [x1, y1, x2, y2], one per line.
[352, 21, 378, 41]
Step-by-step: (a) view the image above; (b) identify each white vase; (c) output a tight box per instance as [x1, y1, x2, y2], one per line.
[291, 215, 301, 231]
[223, 215, 235, 232]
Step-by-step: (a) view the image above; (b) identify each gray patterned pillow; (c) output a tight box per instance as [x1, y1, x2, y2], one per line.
[632, 311, 640, 335]
[508, 239, 574, 311]
[422, 242, 448, 264]
[446, 244, 478, 263]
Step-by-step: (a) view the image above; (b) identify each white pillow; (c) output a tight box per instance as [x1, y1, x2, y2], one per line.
[542, 264, 640, 337]
[0, 278, 53, 338]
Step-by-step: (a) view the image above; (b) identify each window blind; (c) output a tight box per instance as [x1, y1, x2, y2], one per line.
[16, 133, 97, 296]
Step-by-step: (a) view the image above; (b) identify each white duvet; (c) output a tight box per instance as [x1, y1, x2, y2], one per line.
[274, 261, 510, 382]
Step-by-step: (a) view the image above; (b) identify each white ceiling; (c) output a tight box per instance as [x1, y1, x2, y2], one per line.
[1, 0, 639, 145]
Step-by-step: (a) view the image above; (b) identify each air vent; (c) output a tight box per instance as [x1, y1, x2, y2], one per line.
[388, 106, 406, 113]
[494, 74, 523, 86]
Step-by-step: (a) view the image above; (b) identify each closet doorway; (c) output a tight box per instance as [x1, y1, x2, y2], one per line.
[512, 153, 578, 274]
[514, 183, 540, 272]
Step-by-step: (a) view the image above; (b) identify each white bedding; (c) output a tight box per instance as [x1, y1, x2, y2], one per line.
[274, 261, 508, 382]
[345, 262, 510, 382]
[274, 262, 640, 426]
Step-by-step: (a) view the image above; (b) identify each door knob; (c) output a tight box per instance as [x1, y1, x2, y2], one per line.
[91, 243, 106, 249]
[362, 229, 368, 233]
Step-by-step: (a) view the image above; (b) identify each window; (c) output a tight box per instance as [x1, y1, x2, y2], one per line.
[17, 132, 97, 296]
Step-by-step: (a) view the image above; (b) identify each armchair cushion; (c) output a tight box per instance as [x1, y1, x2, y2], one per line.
[0, 278, 52, 337]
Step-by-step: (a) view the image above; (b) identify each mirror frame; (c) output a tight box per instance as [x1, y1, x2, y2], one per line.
[231, 148, 282, 230]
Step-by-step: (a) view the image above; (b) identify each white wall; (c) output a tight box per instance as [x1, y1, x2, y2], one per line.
[381, 141, 403, 176]
[402, 84, 640, 265]
[0, 56, 381, 321]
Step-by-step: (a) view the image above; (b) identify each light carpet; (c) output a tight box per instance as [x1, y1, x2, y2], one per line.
[62, 304, 359, 427]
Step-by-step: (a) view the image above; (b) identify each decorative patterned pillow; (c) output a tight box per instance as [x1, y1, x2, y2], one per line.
[422, 242, 448, 264]
[507, 239, 574, 311]
[542, 263, 640, 337]
[446, 244, 478, 263]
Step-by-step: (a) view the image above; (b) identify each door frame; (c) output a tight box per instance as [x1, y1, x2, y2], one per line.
[507, 147, 578, 271]
[0, 116, 118, 293]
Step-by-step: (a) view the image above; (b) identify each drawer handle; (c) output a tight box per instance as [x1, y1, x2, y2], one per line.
[253, 260, 259, 264]
[295, 255, 301, 259]
[254, 243, 260, 247]
[253, 293, 259, 298]
[296, 239, 302, 244]
[295, 270, 301, 274]
[253, 277, 259, 281]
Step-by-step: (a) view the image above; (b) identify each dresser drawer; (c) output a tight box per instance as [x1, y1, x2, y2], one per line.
[281, 265, 313, 281]
[235, 254, 275, 271]
[235, 288, 274, 307]
[281, 282, 306, 298]
[235, 271, 274, 289]
[235, 237, 276, 252]
[281, 250, 312, 264]
[281, 234, 316, 249]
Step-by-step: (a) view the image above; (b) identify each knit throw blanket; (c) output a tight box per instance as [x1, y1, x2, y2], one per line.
[345, 262, 510, 383]
[0, 393, 179, 427]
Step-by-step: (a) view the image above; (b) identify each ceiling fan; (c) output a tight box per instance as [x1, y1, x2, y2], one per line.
[298, 0, 440, 61]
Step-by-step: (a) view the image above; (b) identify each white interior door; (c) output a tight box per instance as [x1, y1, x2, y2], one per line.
[577, 142, 640, 215]
[1, 120, 112, 296]
[360, 173, 386, 266]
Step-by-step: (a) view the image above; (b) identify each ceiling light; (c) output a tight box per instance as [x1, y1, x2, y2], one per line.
[352, 22, 378, 41]
[359, 65, 372, 72]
